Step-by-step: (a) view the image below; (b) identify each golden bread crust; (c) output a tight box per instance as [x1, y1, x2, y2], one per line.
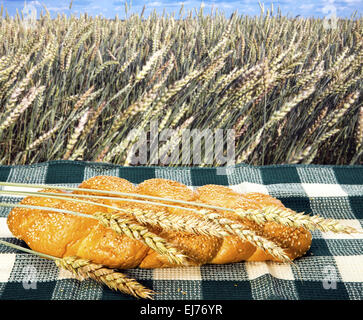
[7, 176, 312, 268]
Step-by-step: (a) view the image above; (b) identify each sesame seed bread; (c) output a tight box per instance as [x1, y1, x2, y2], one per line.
[7, 176, 312, 268]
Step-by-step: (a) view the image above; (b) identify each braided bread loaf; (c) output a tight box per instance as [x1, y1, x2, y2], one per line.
[7, 176, 312, 268]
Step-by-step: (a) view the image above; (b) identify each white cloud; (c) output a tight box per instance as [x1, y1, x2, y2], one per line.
[148, 1, 163, 7]
[28, 1, 41, 6]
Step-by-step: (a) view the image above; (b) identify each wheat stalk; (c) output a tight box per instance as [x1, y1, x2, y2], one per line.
[198, 210, 292, 263]
[119, 50, 139, 74]
[24, 122, 62, 152]
[158, 108, 173, 131]
[235, 206, 360, 234]
[0, 186, 232, 240]
[71, 102, 107, 159]
[356, 106, 363, 152]
[266, 83, 317, 131]
[237, 83, 317, 162]
[150, 69, 201, 118]
[57, 256, 155, 299]
[1, 10, 361, 166]
[123, 207, 227, 237]
[94, 212, 188, 265]
[110, 56, 174, 133]
[1, 55, 32, 109]
[0, 239, 154, 299]
[72, 87, 95, 111]
[0, 198, 187, 266]
[63, 108, 92, 160]
[0, 180, 361, 237]
[289, 146, 313, 164]
[308, 106, 329, 136]
[327, 91, 360, 129]
[0, 86, 45, 134]
[0, 197, 291, 263]
[133, 46, 167, 84]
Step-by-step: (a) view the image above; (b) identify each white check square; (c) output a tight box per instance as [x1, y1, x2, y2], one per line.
[302, 183, 348, 198]
[153, 266, 202, 280]
[0, 254, 16, 282]
[230, 182, 269, 195]
[0, 218, 13, 238]
[245, 261, 294, 280]
[334, 256, 363, 282]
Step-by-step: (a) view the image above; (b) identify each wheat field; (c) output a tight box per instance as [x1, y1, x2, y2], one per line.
[0, 5, 362, 166]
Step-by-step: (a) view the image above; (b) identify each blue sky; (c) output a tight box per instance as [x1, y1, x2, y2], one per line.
[1, 0, 362, 18]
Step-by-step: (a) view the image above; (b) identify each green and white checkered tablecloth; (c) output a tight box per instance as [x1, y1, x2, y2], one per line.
[0, 160, 362, 300]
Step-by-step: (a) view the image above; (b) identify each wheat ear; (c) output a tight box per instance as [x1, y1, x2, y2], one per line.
[0, 240, 154, 299]
[0, 199, 187, 266]
[0, 86, 45, 133]
[25, 122, 62, 152]
[0, 182, 232, 212]
[56, 256, 155, 299]
[72, 86, 95, 110]
[199, 210, 291, 263]
[94, 212, 188, 265]
[63, 108, 92, 160]
[1, 184, 228, 238]
[234, 206, 360, 234]
[126, 207, 227, 237]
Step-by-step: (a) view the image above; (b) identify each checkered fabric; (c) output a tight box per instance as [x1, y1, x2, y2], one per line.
[0, 160, 362, 300]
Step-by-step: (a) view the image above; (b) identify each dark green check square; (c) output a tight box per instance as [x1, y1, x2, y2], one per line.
[190, 168, 229, 186]
[260, 167, 301, 185]
[45, 162, 85, 184]
[118, 167, 156, 184]
[1, 281, 56, 300]
[307, 239, 331, 256]
[0, 166, 10, 182]
[278, 196, 312, 213]
[347, 196, 363, 219]
[201, 280, 252, 300]
[295, 281, 349, 300]
[0, 238, 27, 254]
[333, 167, 363, 185]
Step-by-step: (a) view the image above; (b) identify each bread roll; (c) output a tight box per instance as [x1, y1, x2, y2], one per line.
[7, 176, 312, 268]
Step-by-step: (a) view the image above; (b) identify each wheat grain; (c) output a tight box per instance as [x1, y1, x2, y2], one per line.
[0, 86, 45, 134]
[56, 256, 155, 299]
[200, 210, 291, 263]
[25, 122, 62, 152]
[63, 108, 92, 160]
[124, 207, 227, 237]
[0, 8, 361, 165]
[94, 212, 188, 265]
[0, 239, 154, 299]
